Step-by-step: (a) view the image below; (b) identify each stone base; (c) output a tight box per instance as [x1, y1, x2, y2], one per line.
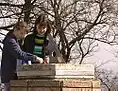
[13, 64, 101, 91]
[10, 79, 101, 91]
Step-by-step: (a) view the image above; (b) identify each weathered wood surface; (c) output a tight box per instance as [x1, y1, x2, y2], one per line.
[10, 79, 101, 91]
[11, 64, 101, 91]
[17, 64, 94, 79]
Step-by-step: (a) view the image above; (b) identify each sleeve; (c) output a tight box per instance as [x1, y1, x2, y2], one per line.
[6, 38, 35, 62]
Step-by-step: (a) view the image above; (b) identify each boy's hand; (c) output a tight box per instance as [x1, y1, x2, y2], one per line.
[43, 56, 49, 64]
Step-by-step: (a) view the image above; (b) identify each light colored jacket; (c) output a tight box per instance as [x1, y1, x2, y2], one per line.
[46, 34, 65, 63]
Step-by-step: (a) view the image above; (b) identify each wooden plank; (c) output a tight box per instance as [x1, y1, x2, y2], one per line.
[28, 80, 61, 87]
[10, 80, 28, 91]
[64, 88, 101, 91]
[18, 75, 94, 79]
[10, 80, 27, 86]
[62, 80, 92, 87]
[17, 70, 94, 76]
[10, 79, 101, 91]
[56, 70, 94, 76]
[28, 87, 61, 91]
[17, 64, 94, 79]
[92, 80, 101, 91]
[17, 64, 94, 71]
[92, 80, 101, 88]
[11, 87, 101, 91]
[93, 89, 101, 91]
[62, 88, 92, 91]
[11, 88, 27, 91]
[10, 79, 100, 88]
[10, 80, 61, 87]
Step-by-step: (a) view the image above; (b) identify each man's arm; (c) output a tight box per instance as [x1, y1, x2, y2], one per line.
[6, 38, 35, 61]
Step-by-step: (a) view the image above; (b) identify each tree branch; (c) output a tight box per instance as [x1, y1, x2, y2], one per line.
[0, 12, 21, 18]
[0, 24, 15, 30]
[0, 3, 23, 7]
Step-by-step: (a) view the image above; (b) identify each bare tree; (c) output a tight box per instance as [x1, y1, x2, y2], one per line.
[0, 0, 118, 63]
[96, 68, 118, 91]
[37, 0, 118, 63]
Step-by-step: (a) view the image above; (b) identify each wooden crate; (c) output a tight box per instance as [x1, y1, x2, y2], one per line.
[17, 63, 94, 79]
[10, 79, 101, 91]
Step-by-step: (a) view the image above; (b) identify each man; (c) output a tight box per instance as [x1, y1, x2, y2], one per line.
[1, 21, 43, 91]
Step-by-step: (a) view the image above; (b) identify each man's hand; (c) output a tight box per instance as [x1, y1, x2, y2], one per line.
[35, 56, 44, 63]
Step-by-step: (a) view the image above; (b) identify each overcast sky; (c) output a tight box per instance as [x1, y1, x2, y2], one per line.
[84, 42, 118, 73]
